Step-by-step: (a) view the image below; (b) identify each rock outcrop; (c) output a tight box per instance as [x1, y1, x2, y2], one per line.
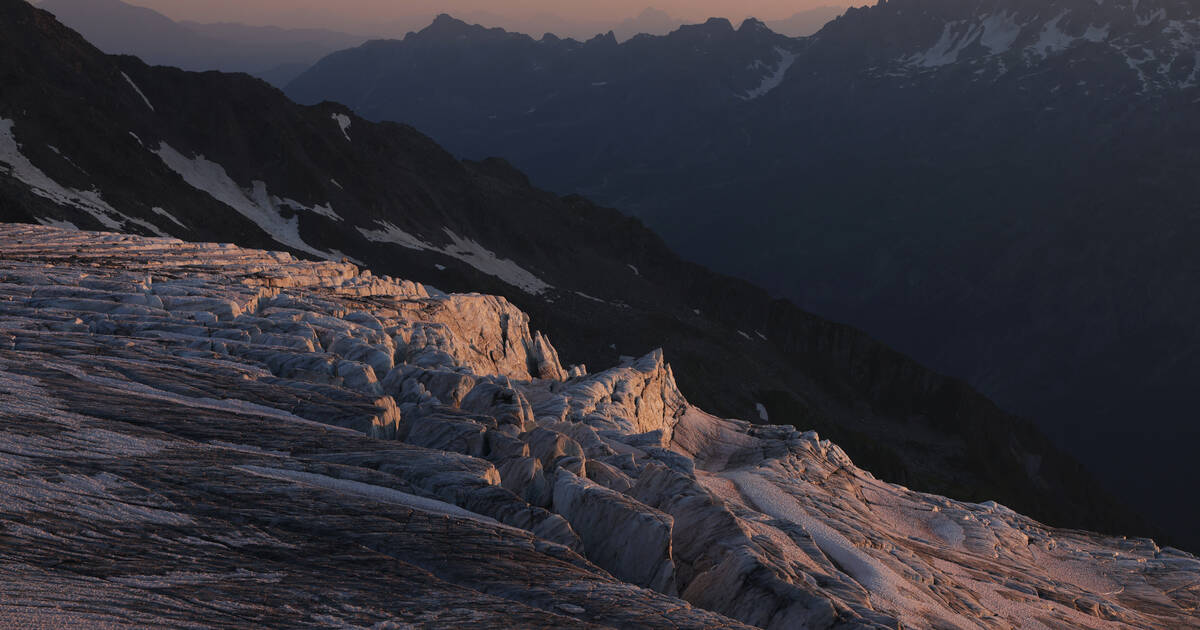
[1, 225, 1196, 629]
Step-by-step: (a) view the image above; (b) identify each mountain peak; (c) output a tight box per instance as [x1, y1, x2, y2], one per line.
[671, 17, 737, 41]
[413, 13, 490, 41]
[701, 16, 735, 31]
[585, 30, 618, 46]
[737, 17, 771, 33]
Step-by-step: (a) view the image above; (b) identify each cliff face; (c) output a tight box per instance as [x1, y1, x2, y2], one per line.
[0, 224, 1196, 629]
[0, 0, 1144, 543]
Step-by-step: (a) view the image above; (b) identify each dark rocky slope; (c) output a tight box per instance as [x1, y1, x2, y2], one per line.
[0, 0, 1145, 544]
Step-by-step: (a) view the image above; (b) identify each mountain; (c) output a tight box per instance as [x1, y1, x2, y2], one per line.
[766, 6, 848, 37]
[1, 224, 1197, 629]
[286, 14, 806, 184]
[35, 0, 364, 85]
[284, 6, 1200, 549]
[0, 0, 1150, 551]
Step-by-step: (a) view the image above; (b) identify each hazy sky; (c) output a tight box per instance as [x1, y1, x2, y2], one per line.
[123, 0, 854, 33]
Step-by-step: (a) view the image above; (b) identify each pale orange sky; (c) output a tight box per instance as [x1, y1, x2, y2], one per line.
[124, 0, 855, 33]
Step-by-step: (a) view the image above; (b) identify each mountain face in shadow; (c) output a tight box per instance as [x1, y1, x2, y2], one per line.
[35, 0, 364, 85]
[284, 5, 1200, 550]
[0, 0, 1151, 549]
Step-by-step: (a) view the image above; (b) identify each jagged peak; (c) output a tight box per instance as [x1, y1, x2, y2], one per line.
[585, 30, 618, 46]
[410, 13, 522, 44]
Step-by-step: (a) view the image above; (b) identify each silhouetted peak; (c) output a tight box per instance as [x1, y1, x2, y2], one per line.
[586, 30, 618, 46]
[411, 13, 504, 42]
[701, 17, 735, 31]
[737, 17, 771, 33]
[431, 13, 461, 27]
[672, 17, 736, 40]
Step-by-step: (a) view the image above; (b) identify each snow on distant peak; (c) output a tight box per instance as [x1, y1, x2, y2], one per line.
[1027, 11, 1077, 57]
[332, 114, 352, 142]
[738, 47, 799, 100]
[358, 220, 552, 294]
[120, 72, 155, 112]
[979, 12, 1023, 54]
[154, 142, 342, 261]
[891, 5, 1200, 91]
[909, 21, 981, 67]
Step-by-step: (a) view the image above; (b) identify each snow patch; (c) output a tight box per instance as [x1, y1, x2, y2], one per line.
[358, 221, 552, 294]
[738, 47, 798, 100]
[275, 196, 341, 222]
[124, 216, 169, 237]
[0, 119, 130, 231]
[120, 72, 154, 112]
[151, 207, 186, 228]
[915, 21, 985, 67]
[154, 142, 340, 260]
[357, 221, 428, 250]
[979, 12, 1022, 54]
[331, 113, 352, 141]
[1083, 24, 1110, 42]
[441, 229, 553, 294]
[1028, 12, 1077, 57]
[1137, 7, 1167, 26]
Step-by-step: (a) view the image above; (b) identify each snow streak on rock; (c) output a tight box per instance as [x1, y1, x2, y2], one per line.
[153, 142, 340, 259]
[359, 220, 553, 294]
[0, 119, 132, 231]
[739, 46, 799, 99]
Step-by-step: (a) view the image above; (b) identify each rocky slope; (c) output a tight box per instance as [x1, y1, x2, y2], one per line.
[0, 0, 1143, 547]
[283, 4, 1200, 549]
[1, 224, 1197, 629]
